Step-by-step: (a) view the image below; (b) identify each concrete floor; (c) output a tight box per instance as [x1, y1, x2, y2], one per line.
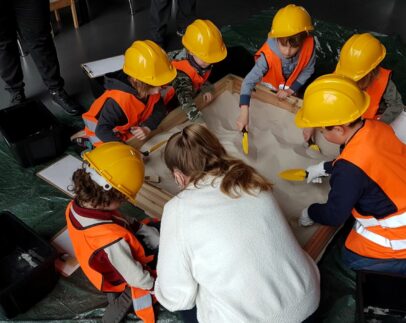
[1, 0, 404, 112]
[0, 0, 275, 111]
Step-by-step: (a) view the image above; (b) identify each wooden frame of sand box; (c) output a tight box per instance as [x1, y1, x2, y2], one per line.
[128, 74, 339, 261]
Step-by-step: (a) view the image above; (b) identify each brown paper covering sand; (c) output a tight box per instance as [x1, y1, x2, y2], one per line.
[141, 89, 340, 251]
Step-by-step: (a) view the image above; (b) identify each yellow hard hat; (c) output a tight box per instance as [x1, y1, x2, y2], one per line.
[269, 4, 314, 38]
[335, 33, 386, 81]
[83, 142, 144, 204]
[182, 19, 227, 64]
[123, 40, 177, 86]
[295, 74, 370, 128]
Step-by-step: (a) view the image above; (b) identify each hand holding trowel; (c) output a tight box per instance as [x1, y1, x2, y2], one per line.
[242, 127, 249, 155]
[279, 161, 329, 183]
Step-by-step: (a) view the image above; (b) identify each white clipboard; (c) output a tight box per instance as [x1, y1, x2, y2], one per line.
[81, 55, 124, 79]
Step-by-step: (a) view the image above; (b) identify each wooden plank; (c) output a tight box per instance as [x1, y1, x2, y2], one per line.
[141, 182, 172, 201]
[133, 194, 164, 219]
[304, 226, 337, 261]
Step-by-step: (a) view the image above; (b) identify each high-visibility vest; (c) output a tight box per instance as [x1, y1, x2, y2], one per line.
[65, 201, 156, 323]
[254, 36, 314, 91]
[363, 67, 391, 119]
[82, 90, 160, 146]
[335, 120, 406, 259]
[162, 59, 211, 105]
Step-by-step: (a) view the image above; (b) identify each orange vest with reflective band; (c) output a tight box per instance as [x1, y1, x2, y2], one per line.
[335, 120, 406, 259]
[163, 59, 211, 104]
[82, 90, 160, 146]
[65, 202, 155, 323]
[255, 36, 314, 90]
[363, 67, 391, 119]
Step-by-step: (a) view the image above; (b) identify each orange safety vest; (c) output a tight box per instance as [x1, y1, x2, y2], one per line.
[335, 120, 406, 259]
[65, 201, 156, 323]
[163, 59, 211, 105]
[254, 36, 314, 91]
[363, 67, 391, 119]
[82, 90, 160, 146]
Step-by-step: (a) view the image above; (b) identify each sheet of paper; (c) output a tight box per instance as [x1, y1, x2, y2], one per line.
[81, 55, 124, 78]
[37, 154, 82, 197]
[51, 228, 80, 277]
[37, 155, 83, 276]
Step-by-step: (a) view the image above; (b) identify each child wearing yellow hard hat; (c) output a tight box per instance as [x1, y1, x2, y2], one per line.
[163, 19, 227, 123]
[66, 142, 160, 322]
[80, 40, 177, 147]
[296, 74, 406, 274]
[302, 33, 405, 143]
[336, 33, 405, 123]
[237, 4, 316, 131]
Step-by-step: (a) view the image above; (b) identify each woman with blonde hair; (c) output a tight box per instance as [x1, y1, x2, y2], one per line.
[155, 124, 320, 323]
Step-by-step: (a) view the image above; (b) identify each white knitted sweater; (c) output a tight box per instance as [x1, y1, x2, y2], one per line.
[155, 176, 320, 323]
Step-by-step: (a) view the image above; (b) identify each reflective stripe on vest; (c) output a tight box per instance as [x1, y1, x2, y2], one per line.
[335, 120, 406, 258]
[255, 36, 314, 90]
[83, 118, 103, 145]
[66, 202, 156, 322]
[82, 90, 160, 146]
[354, 221, 406, 251]
[133, 293, 153, 311]
[355, 210, 406, 229]
[363, 67, 391, 119]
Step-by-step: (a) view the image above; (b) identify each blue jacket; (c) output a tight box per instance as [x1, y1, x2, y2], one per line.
[309, 148, 397, 227]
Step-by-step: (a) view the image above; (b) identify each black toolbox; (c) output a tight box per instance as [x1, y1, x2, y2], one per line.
[0, 100, 65, 167]
[0, 211, 58, 318]
[356, 270, 406, 322]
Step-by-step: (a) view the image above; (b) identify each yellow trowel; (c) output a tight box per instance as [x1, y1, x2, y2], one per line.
[278, 168, 308, 181]
[242, 128, 249, 155]
[141, 140, 167, 157]
[307, 137, 321, 152]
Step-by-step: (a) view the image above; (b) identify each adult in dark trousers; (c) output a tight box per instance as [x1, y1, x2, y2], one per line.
[150, 0, 196, 48]
[0, 0, 82, 115]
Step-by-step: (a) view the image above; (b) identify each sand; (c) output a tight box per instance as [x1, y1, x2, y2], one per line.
[141, 91, 340, 246]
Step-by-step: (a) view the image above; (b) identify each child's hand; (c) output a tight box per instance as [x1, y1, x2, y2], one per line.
[236, 105, 249, 131]
[202, 92, 213, 103]
[130, 126, 151, 140]
[302, 127, 315, 142]
[276, 88, 294, 100]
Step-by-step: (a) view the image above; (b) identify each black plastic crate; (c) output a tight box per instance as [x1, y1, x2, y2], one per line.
[0, 211, 58, 318]
[0, 100, 65, 167]
[356, 270, 406, 322]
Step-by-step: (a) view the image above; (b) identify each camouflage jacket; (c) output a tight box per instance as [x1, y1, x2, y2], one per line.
[379, 79, 405, 124]
[168, 49, 214, 122]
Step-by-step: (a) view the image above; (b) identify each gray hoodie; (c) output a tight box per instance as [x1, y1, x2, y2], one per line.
[240, 37, 316, 106]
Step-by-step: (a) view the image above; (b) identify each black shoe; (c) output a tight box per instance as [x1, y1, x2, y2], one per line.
[9, 90, 26, 105]
[50, 89, 82, 116]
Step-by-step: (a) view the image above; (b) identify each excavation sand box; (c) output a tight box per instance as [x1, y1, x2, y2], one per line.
[142, 91, 340, 246]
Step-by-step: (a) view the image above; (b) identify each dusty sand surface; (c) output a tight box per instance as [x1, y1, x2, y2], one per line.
[142, 91, 340, 246]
